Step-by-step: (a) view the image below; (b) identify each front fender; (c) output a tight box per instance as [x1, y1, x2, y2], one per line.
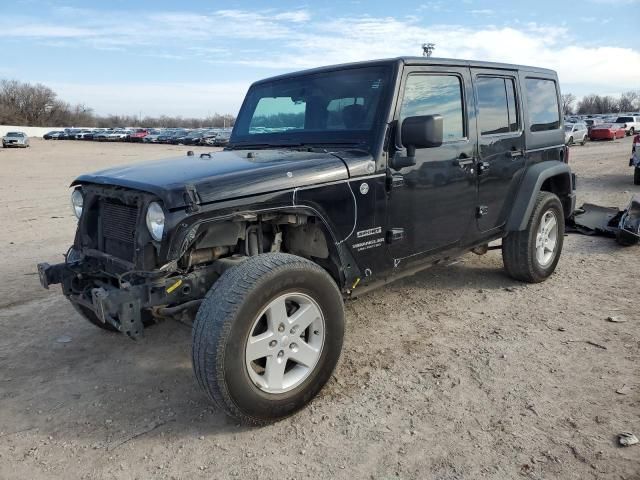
[506, 161, 575, 231]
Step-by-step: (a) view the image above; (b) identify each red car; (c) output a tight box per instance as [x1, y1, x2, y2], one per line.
[129, 129, 149, 142]
[589, 123, 626, 141]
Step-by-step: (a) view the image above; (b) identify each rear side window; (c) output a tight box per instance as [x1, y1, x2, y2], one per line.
[400, 74, 465, 141]
[476, 76, 519, 135]
[525, 78, 560, 132]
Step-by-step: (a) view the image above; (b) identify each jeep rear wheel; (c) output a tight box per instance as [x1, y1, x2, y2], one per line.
[502, 192, 565, 283]
[192, 253, 344, 425]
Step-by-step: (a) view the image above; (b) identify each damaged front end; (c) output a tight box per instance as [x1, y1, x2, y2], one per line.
[36, 184, 223, 339]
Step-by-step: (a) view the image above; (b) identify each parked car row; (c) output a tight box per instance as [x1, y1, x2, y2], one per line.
[564, 113, 640, 145]
[42, 127, 233, 146]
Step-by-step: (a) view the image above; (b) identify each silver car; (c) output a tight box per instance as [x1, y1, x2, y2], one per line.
[564, 122, 588, 146]
[2, 131, 29, 148]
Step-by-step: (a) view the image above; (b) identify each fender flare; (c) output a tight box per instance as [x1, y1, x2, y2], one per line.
[506, 161, 574, 231]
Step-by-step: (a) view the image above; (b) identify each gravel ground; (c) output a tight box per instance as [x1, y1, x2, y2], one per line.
[0, 138, 638, 480]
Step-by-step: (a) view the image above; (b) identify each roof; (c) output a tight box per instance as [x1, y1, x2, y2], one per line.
[253, 57, 557, 86]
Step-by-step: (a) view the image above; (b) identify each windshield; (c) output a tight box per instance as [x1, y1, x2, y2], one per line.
[6, 132, 23, 137]
[231, 65, 392, 148]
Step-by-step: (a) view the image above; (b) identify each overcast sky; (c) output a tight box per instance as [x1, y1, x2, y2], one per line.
[2, 0, 638, 117]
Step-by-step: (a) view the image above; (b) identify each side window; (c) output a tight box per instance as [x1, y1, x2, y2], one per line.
[400, 74, 465, 142]
[476, 76, 519, 135]
[525, 78, 560, 132]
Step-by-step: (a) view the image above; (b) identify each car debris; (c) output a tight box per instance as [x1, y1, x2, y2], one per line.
[567, 195, 640, 246]
[618, 432, 638, 447]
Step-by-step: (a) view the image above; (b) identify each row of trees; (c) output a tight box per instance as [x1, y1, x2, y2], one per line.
[0, 79, 235, 128]
[561, 91, 640, 116]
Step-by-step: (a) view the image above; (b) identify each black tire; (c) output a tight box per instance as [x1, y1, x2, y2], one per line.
[634, 167, 640, 185]
[580, 136, 586, 146]
[70, 300, 120, 332]
[192, 253, 344, 425]
[502, 192, 565, 283]
[567, 136, 573, 146]
[630, 127, 635, 136]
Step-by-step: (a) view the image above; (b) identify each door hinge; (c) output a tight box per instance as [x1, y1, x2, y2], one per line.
[386, 172, 404, 190]
[477, 206, 489, 217]
[184, 184, 201, 212]
[386, 228, 405, 243]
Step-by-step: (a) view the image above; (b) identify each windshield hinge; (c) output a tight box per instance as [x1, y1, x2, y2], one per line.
[184, 184, 201, 212]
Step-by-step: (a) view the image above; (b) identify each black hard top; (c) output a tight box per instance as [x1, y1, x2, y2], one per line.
[253, 57, 557, 85]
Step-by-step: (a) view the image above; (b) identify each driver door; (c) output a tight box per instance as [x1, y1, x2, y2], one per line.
[386, 66, 478, 265]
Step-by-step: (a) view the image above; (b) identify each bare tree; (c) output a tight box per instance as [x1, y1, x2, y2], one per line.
[577, 94, 620, 115]
[0, 78, 236, 128]
[618, 91, 640, 112]
[561, 93, 576, 115]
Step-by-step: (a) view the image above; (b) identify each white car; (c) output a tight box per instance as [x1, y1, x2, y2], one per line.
[105, 130, 131, 141]
[2, 131, 29, 148]
[615, 116, 640, 136]
[564, 122, 588, 145]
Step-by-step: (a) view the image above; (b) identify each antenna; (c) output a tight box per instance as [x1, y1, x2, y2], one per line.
[422, 43, 435, 57]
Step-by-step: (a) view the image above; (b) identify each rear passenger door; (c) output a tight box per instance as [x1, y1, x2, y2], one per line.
[472, 69, 526, 232]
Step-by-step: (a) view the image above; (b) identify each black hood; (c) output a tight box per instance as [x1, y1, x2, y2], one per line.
[73, 150, 354, 209]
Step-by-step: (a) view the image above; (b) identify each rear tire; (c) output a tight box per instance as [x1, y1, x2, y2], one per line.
[192, 253, 344, 425]
[502, 192, 565, 283]
[580, 136, 586, 146]
[634, 167, 640, 185]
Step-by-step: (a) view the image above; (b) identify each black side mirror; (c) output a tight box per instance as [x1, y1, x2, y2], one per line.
[390, 115, 444, 170]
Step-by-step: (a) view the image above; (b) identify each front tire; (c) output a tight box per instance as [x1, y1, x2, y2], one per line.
[502, 192, 565, 283]
[192, 253, 345, 425]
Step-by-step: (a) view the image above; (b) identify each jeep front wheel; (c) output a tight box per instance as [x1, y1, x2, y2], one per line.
[192, 253, 344, 425]
[502, 192, 565, 283]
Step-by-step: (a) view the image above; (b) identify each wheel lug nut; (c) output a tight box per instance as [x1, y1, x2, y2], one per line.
[278, 323, 285, 333]
[277, 350, 284, 358]
[289, 343, 297, 351]
[290, 326, 298, 334]
[269, 340, 277, 348]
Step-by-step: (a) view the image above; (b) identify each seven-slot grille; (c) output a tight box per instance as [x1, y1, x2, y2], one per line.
[101, 200, 138, 261]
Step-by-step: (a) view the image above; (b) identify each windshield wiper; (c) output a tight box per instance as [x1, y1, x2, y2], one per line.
[226, 142, 304, 151]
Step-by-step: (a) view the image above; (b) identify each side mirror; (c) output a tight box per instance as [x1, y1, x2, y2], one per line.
[390, 115, 444, 170]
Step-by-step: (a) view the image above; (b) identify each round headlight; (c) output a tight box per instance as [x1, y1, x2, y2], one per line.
[146, 202, 165, 241]
[71, 189, 84, 219]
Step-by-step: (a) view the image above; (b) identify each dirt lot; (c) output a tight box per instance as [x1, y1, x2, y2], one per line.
[0, 138, 638, 480]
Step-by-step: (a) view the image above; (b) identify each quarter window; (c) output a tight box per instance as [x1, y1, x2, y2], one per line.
[400, 74, 465, 141]
[525, 78, 560, 132]
[476, 76, 519, 135]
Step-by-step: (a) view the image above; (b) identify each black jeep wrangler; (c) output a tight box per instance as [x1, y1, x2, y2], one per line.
[38, 57, 575, 424]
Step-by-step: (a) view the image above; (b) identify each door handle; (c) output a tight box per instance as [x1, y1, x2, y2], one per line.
[509, 149, 525, 158]
[478, 161, 490, 173]
[453, 157, 475, 167]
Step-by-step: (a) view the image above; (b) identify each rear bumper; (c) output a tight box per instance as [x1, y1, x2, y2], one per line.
[37, 255, 218, 339]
